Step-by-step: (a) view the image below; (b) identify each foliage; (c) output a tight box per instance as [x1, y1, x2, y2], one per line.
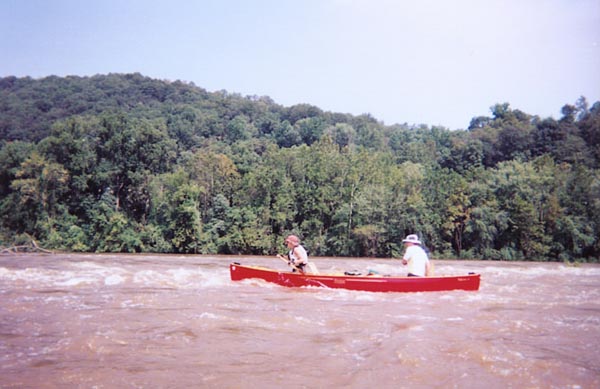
[0, 74, 598, 261]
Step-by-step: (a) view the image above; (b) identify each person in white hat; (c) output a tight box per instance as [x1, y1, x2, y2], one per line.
[401, 234, 431, 277]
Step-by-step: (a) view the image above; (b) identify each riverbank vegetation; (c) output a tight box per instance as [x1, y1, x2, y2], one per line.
[1, 74, 598, 261]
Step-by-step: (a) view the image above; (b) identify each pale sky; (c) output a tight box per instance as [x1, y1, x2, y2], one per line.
[1, 0, 599, 129]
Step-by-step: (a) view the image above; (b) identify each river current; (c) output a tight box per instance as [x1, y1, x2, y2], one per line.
[0, 253, 598, 388]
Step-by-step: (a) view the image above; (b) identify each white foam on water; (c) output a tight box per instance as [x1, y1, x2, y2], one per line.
[312, 286, 394, 303]
[71, 261, 115, 270]
[353, 292, 382, 302]
[132, 269, 160, 285]
[55, 276, 97, 286]
[238, 278, 280, 289]
[120, 299, 144, 308]
[104, 274, 125, 285]
[197, 312, 220, 320]
[567, 265, 600, 276]
[294, 315, 319, 326]
[0, 267, 56, 285]
[0, 260, 137, 290]
[478, 264, 600, 278]
[176, 268, 230, 289]
[130, 267, 231, 290]
[462, 293, 485, 302]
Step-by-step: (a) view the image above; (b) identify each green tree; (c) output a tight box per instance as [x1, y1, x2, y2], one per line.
[295, 117, 326, 145]
[186, 151, 241, 222]
[578, 101, 600, 167]
[441, 178, 472, 257]
[10, 152, 69, 225]
[170, 184, 202, 253]
[487, 159, 554, 259]
[226, 115, 257, 143]
[274, 120, 301, 148]
[96, 212, 143, 253]
[323, 123, 356, 148]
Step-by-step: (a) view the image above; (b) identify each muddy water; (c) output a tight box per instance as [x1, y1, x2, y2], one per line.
[0, 254, 598, 388]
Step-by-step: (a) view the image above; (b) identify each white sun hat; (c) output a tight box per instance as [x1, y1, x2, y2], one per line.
[402, 234, 422, 244]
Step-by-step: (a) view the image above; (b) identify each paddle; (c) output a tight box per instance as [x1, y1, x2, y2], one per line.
[276, 253, 304, 273]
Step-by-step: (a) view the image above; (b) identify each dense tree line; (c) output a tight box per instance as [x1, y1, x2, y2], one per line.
[1, 74, 598, 261]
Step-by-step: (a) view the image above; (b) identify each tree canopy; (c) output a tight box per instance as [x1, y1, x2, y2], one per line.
[1, 74, 598, 261]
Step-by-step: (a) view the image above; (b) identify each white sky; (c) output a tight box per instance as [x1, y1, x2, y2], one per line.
[1, 0, 599, 129]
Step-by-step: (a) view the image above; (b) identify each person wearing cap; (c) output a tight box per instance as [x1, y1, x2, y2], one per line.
[401, 234, 431, 277]
[277, 234, 310, 273]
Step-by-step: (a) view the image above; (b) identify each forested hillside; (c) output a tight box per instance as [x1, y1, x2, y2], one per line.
[1, 73, 598, 261]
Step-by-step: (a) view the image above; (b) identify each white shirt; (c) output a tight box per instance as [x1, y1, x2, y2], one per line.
[403, 245, 429, 276]
[288, 245, 308, 265]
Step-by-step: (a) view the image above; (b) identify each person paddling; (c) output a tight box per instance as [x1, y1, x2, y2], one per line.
[277, 235, 318, 274]
[401, 234, 432, 277]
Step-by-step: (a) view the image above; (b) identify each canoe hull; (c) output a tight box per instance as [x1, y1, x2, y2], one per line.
[229, 263, 480, 293]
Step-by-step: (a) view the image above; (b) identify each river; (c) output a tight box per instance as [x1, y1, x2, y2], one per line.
[0, 253, 598, 388]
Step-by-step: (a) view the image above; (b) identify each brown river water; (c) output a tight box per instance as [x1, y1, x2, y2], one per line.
[0, 253, 599, 389]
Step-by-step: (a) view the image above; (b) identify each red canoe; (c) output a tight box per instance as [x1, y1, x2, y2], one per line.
[229, 263, 480, 293]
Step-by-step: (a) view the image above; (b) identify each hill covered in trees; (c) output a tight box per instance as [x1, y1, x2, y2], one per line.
[1, 73, 599, 261]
